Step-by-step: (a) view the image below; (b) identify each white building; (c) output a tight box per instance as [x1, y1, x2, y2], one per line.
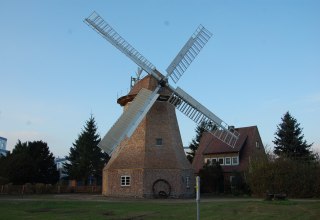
[55, 157, 68, 179]
[0, 136, 8, 156]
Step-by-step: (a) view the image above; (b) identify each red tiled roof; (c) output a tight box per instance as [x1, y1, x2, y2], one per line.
[202, 126, 256, 154]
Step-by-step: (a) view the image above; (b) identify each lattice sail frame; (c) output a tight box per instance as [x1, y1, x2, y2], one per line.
[98, 88, 159, 155]
[84, 11, 162, 81]
[166, 25, 213, 83]
[168, 87, 239, 147]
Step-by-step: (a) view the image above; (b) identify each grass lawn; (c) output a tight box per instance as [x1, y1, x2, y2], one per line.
[0, 195, 319, 220]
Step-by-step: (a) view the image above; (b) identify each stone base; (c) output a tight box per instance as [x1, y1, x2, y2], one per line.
[102, 167, 195, 198]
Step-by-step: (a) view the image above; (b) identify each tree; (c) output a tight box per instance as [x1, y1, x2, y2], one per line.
[0, 153, 10, 185]
[187, 121, 216, 163]
[0, 140, 59, 184]
[5, 151, 34, 184]
[186, 122, 207, 163]
[198, 162, 224, 193]
[64, 115, 109, 185]
[273, 111, 314, 160]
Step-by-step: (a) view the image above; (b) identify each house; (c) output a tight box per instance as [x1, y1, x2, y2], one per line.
[192, 126, 266, 191]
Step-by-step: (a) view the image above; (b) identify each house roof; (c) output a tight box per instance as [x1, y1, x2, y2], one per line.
[201, 126, 257, 155]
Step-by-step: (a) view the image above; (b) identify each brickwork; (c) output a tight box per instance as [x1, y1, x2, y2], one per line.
[102, 76, 195, 198]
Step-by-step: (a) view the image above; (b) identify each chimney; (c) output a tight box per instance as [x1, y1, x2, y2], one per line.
[228, 125, 235, 132]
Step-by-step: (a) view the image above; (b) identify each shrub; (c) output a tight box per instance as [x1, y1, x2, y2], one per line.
[0, 177, 9, 185]
[198, 163, 224, 193]
[248, 158, 320, 198]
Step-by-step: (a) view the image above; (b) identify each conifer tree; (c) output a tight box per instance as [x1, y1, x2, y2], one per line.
[0, 140, 59, 184]
[187, 121, 208, 163]
[273, 111, 314, 160]
[64, 115, 109, 185]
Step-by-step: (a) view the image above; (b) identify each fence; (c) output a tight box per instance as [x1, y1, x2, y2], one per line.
[0, 184, 102, 195]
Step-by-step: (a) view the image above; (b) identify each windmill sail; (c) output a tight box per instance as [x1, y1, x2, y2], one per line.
[99, 88, 159, 155]
[84, 11, 162, 81]
[166, 25, 212, 83]
[168, 87, 239, 147]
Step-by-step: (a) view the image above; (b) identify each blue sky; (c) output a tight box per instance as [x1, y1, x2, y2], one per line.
[0, 0, 319, 157]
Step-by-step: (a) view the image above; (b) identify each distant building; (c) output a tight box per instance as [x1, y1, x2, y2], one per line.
[192, 126, 266, 190]
[55, 157, 68, 179]
[0, 136, 8, 156]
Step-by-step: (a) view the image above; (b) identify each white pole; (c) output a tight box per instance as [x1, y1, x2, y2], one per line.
[196, 176, 200, 220]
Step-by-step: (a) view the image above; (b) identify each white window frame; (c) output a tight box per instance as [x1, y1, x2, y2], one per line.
[212, 158, 217, 164]
[225, 157, 231, 166]
[218, 157, 224, 165]
[121, 175, 131, 186]
[232, 156, 239, 165]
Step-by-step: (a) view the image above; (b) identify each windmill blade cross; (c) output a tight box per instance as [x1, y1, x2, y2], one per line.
[166, 25, 213, 83]
[168, 87, 239, 147]
[84, 11, 239, 151]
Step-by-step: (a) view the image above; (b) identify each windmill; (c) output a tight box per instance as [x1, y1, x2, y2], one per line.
[84, 11, 239, 198]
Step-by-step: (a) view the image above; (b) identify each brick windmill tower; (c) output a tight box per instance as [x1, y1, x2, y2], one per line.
[102, 75, 194, 198]
[84, 12, 239, 198]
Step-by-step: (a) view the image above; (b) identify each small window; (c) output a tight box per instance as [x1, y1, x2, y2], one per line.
[156, 138, 163, 146]
[225, 157, 231, 165]
[121, 176, 131, 186]
[256, 141, 260, 148]
[218, 158, 224, 165]
[212, 158, 217, 164]
[204, 158, 212, 164]
[186, 176, 190, 188]
[232, 157, 239, 165]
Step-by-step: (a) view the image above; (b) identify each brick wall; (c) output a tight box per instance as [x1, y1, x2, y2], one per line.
[102, 76, 195, 198]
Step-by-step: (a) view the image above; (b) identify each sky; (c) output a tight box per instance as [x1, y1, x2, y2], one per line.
[0, 0, 319, 157]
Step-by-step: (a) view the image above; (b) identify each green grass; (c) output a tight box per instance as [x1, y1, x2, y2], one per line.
[0, 196, 319, 219]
